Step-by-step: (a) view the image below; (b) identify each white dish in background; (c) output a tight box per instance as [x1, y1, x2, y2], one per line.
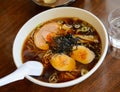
[13, 7, 108, 88]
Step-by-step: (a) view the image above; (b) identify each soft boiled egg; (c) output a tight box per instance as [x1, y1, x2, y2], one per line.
[71, 46, 95, 64]
[50, 54, 76, 71]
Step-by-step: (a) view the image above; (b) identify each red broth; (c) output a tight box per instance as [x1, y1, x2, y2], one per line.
[22, 17, 101, 83]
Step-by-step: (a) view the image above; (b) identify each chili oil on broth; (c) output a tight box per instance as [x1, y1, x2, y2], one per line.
[22, 17, 102, 83]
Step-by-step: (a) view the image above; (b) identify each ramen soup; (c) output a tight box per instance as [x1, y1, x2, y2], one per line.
[22, 17, 102, 83]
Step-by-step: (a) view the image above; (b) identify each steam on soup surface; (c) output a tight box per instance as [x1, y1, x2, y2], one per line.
[22, 17, 101, 83]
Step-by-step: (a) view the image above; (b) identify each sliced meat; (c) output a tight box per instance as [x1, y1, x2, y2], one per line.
[34, 22, 59, 50]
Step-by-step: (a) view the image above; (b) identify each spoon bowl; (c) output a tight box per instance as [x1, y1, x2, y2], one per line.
[23, 61, 43, 76]
[0, 61, 43, 87]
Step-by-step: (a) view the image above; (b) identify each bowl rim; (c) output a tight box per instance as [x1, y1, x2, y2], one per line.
[13, 7, 108, 88]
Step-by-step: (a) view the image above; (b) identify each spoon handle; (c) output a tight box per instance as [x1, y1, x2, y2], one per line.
[0, 66, 29, 87]
[0, 61, 43, 87]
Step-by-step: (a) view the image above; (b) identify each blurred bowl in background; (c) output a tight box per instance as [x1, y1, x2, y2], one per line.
[32, 0, 76, 7]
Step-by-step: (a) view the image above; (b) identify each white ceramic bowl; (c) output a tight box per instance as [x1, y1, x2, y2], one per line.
[13, 7, 108, 88]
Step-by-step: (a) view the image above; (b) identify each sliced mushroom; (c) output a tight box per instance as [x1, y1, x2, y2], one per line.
[74, 35, 99, 43]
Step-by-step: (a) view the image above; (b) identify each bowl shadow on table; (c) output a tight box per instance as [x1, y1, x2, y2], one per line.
[31, 2, 49, 12]
[24, 80, 90, 92]
[71, 0, 85, 8]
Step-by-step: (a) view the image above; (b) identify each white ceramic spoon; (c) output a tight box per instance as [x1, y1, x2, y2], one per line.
[0, 61, 43, 87]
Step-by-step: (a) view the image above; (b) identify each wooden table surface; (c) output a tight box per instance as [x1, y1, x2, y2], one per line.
[0, 0, 120, 92]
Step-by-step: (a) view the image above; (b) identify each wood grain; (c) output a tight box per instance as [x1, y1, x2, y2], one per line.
[0, 0, 120, 92]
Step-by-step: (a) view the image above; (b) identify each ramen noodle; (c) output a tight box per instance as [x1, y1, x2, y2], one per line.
[22, 17, 102, 83]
